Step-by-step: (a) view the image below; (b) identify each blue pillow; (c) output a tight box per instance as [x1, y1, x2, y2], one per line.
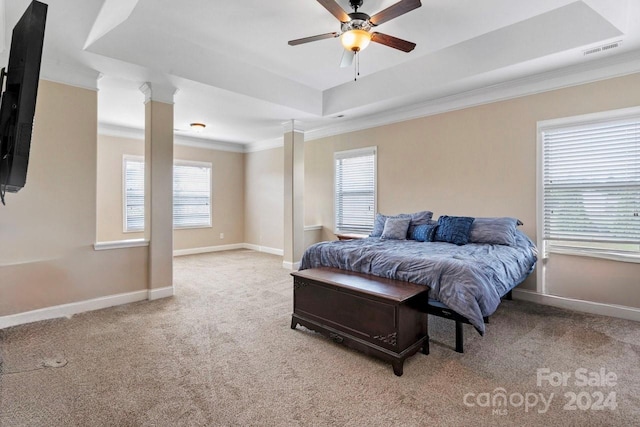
[410, 224, 438, 242]
[406, 211, 435, 239]
[435, 216, 475, 245]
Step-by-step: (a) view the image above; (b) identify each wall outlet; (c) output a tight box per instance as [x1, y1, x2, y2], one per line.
[219, 233, 224, 239]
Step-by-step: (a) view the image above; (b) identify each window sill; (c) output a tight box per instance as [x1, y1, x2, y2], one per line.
[173, 224, 213, 230]
[123, 226, 212, 233]
[94, 239, 149, 251]
[547, 247, 640, 264]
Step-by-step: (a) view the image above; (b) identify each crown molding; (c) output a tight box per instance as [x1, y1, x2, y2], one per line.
[98, 122, 144, 140]
[174, 133, 244, 153]
[40, 60, 102, 91]
[282, 120, 305, 134]
[304, 49, 640, 142]
[98, 122, 245, 153]
[139, 82, 178, 104]
[245, 137, 284, 153]
[99, 49, 640, 153]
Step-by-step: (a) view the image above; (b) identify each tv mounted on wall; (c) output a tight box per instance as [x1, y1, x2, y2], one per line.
[0, 0, 48, 205]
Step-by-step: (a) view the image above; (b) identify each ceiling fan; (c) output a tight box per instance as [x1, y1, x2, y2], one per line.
[288, 0, 422, 68]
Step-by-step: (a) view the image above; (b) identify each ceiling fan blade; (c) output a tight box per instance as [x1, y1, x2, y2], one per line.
[340, 50, 355, 68]
[288, 32, 339, 46]
[371, 32, 416, 52]
[369, 0, 422, 26]
[316, 0, 351, 22]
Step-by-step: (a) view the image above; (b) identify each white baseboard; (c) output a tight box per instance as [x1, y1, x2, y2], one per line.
[282, 261, 301, 270]
[173, 243, 245, 257]
[5, 270, 638, 331]
[2, 243, 285, 329]
[0, 290, 149, 330]
[513, 289, 640, 323]
[174, 243, 284, 257]
[148, 286, 174, 301]
[243, 244, 284, 256]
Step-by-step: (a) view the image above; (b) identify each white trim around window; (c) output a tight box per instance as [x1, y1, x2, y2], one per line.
[173, 159, 213, 230]
[123, 155, 145, 233]
[334, 146, 377, 235]
[122, 156, 213, 232]
[537, 106, 640, 267]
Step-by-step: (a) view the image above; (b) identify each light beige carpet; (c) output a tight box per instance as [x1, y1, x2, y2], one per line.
[1, 249, 639, 426]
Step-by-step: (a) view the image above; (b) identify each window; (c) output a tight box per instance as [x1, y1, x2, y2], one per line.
[173, 161, 212, 228]
[334, 147, 376, 234]
[538, 107, 640, 262]
[123, 157, 212, 232]
[124, 157, 145, 232]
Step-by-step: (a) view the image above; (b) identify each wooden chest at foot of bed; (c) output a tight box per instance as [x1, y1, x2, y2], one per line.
[290, 268, 429, 376]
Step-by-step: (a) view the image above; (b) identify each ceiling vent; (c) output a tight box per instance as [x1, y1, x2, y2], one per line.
[583, 40, 622, 56]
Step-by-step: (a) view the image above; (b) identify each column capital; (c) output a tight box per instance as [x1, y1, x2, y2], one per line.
[139, 82, 178, 104]
[282, 120, 305, 134]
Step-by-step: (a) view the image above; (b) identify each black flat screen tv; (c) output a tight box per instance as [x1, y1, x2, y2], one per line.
[0, 0, 47, 205]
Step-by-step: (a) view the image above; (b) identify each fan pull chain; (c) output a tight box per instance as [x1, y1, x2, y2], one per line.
[354, 51, 357, 81]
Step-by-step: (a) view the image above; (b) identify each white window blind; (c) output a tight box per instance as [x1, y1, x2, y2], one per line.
[173, 162, 211, 228]
[124, 158, 145, 232]
[335, 147, 376, 234]
[540, 111, 640, 260]
[123, 158, 212, 232]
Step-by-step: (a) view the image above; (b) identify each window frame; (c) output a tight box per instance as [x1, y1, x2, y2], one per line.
[122, 155, 145, 233]
[172, 159, 213, 230]
[334, 146, 377, 235]
[537, 106, 640, 265]
[122, 156, 213, 233]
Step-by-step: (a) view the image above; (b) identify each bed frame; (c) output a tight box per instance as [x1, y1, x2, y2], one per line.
[426, 290, 512, 353]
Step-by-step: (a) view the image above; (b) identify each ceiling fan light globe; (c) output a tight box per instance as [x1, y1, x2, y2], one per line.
[340, 29, 371, 52]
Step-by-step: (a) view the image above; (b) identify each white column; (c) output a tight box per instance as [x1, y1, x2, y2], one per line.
[283, 120, 305, 269]
[139, 82, 177, 300]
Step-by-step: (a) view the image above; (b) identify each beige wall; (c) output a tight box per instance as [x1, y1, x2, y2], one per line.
[96, 135, 245, 251]
[0, 81, 147, 316]
[304, 73, 640, 307]
[97, 135, 145, 241]
[3, 74, 638, 318]
[244, 147, 284, 251]
[175, 144, 244, 251]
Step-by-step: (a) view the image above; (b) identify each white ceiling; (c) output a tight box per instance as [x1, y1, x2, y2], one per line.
[2, 0, 640, 146]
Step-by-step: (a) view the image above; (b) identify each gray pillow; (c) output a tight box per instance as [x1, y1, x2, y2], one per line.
[469, 217, 520, 246]
[381, 217, 411, 240]
[370, 210, 433, 237]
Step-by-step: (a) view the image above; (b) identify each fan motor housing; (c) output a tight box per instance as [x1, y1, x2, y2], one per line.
[342, 13, 372, 32]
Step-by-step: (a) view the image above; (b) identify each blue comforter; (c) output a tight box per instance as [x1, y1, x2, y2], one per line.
[299, 230, 537, 334]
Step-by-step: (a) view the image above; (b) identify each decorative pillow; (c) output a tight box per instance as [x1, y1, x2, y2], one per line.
[408, 210, 433, 225]
[370, 211, 434, 237]
[381, 217, 411, 240]
[411, 224, 438, 242]
[469, 217, 521, 246]
[434, 216, 475, 245]
[371, 213, 403, 237]
[406, 211, 435, 238]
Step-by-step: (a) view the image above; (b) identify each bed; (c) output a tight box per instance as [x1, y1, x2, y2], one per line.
[299, 217, 537, 337]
